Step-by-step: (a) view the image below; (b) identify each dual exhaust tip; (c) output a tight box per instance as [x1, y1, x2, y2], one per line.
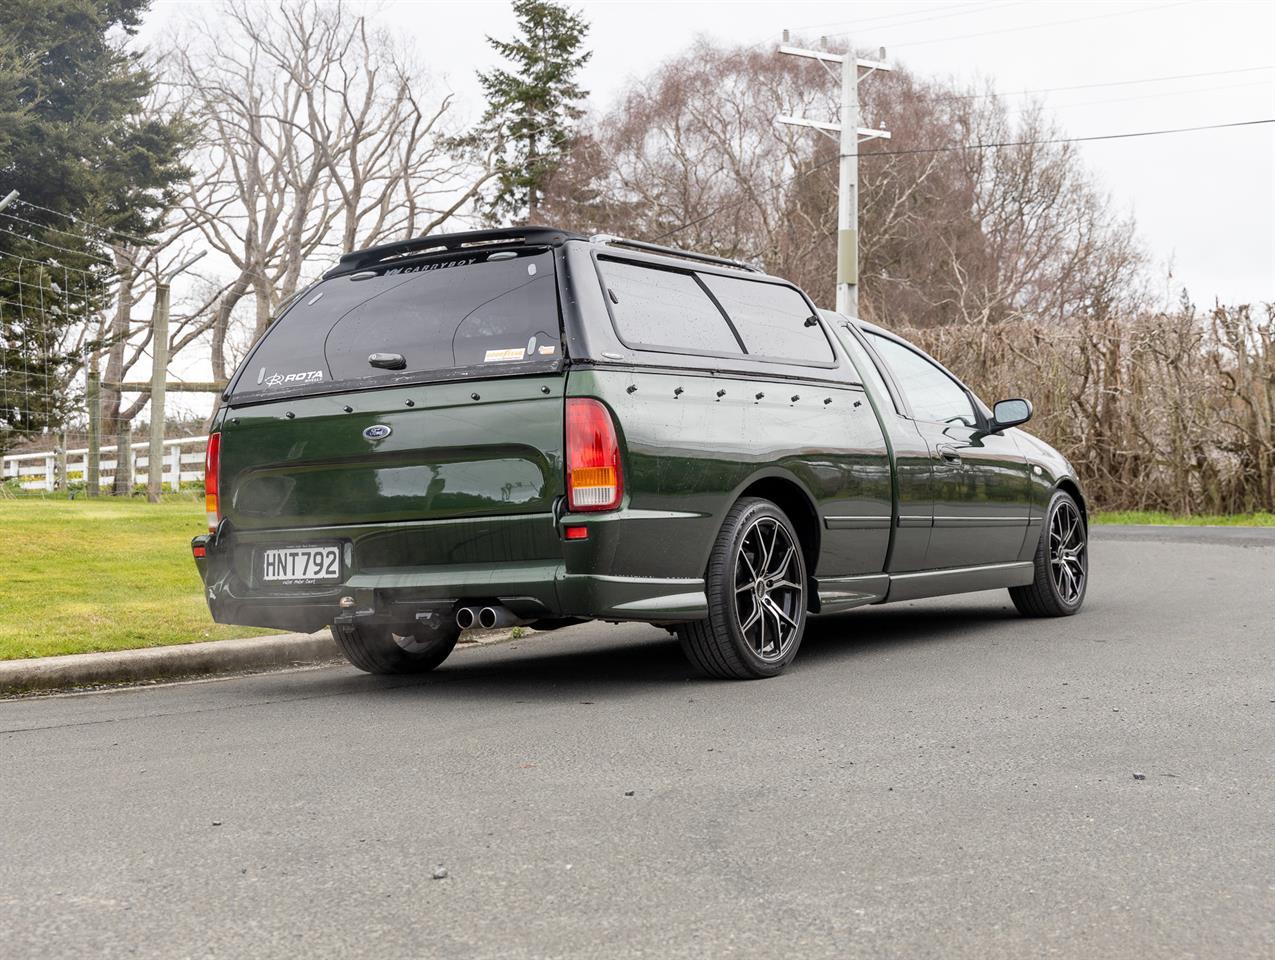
[455, 605, 528, 631]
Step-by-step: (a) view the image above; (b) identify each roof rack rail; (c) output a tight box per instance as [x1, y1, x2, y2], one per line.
[589, 234, 764, 274]
[328, 226, 581, 276]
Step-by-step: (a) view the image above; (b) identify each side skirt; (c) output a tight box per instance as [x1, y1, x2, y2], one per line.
[882, 561, 1034, 603]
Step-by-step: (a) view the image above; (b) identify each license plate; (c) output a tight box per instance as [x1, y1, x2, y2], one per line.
[260, 545, 341, 584]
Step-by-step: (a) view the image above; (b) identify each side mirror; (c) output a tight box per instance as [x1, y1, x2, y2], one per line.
[991, 398, 1032, 430]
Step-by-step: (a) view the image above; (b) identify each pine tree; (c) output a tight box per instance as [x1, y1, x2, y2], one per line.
[0, 0, 189, 455]
[476, 0, 591, 224]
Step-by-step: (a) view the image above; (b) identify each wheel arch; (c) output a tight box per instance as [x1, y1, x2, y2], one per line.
[731, 472, 822, 610]
[1054, 477, 1088, 528]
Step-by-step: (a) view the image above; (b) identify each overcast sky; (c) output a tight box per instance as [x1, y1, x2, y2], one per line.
[143, 0, 1273, 305]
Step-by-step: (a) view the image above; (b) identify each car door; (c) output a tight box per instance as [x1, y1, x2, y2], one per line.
[830, 320, 934, 573]
[863, 331, 1031, 569]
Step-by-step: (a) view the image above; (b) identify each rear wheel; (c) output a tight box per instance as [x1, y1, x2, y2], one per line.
[677, 498, 808, 679]
[1010, 490, 1088, 617]
[332, 622, 460, 675]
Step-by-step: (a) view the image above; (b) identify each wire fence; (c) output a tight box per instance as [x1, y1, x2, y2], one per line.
[1, 197, 220, 497]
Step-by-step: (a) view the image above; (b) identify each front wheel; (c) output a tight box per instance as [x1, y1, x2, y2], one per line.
[332, 622, 460, 675]
[677, 498, 808, 679]
[1009, 490, 1088, 617]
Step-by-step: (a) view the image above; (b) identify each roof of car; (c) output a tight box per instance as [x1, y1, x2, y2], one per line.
[328, 226, 584, 276]
[328, 225, 767, 279]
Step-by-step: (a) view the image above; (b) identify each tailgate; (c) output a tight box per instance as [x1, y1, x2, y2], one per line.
[219, 375, 565, 531]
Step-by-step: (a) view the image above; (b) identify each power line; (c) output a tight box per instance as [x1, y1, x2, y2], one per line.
[737, 1, 1016, 56]
[923, 64, 1275, 103]
[1031, 79, 1275, 114]
[793, 0, 1020, 36]
[892, 0, 1190, 48]
[655, 117, 1275, 241]
[788, 0, 992, 32]
[860, 117, 1275, 159]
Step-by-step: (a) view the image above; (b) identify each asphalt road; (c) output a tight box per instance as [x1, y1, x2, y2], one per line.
[2, 528, 1273, 959]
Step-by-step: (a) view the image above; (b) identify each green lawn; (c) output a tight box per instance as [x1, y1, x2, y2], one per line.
[0, 495, 274, 660]
[1094, 510, 1275, 526]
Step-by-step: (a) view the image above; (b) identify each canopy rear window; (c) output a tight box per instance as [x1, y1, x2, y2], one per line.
[229, 249, 560, 401]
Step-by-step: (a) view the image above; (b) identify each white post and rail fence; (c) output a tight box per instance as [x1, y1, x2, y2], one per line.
[2, 435, 209, 494]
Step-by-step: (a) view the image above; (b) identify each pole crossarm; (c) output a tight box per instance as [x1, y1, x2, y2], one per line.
[778, 115, 841, 133]
[778, 45, 844, 64]
[778, 116, 893, 142]
[778, 45, 892, 73]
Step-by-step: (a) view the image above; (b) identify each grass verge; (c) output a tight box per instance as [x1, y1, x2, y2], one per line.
[1094, 510, 1275, 527]
[0, 495, 275, 660]
[3, 495, 1271, 661]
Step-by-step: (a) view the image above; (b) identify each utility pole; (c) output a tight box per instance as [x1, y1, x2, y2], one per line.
[778, 34, 891, 317]
[145, 251, 206, 503]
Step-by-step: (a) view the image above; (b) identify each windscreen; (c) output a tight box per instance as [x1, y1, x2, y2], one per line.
[230, 249, 560, 400]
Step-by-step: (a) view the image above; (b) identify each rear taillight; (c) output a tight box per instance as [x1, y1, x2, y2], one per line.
[566, 398, 622, 512]
[204, 432, 221, 532]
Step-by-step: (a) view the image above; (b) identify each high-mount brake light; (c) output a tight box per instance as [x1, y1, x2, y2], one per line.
[204, 432, 221, 532]
[566, 399, 622, 512]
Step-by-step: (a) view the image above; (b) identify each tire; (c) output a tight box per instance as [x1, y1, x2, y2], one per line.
[677, 497, 809, 680]
[332, 621, 460, 675]
[1010, 489, 1088, 617]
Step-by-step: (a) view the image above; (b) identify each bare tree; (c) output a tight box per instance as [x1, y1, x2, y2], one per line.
[172, 0, 491, 381]
[541, 38, 1146, 329]
[900, 300, 1275, 515]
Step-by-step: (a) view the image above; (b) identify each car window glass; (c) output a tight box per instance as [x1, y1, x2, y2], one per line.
[866, 333, 976, 426]
[598, 259, 743, 355]
[698, 274, 834, 365]
[232, 249, 559, 400]
[828, 320, 899, 412]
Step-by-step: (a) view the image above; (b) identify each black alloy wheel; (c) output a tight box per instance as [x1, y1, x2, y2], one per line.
[678, 497, 809, 679]
[1010, 489, 1089, 617]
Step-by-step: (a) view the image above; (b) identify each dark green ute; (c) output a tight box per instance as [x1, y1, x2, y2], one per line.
[192, 226, 1089, 680]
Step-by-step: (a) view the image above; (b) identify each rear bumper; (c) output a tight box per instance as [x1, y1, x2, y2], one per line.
[191, 511, 708, 633]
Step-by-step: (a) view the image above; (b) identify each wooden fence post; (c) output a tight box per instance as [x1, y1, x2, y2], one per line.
[55, 428, 67, 494]
[113, 422, 132, 495]
[86, 368, 101, 497]
[146, 282, 170, 504]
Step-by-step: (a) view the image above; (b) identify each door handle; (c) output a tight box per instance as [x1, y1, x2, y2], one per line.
[936, 444, 963, 464]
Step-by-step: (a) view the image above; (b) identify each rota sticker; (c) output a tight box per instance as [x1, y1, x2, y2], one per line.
[484, 348, 525, 362]
[538, 345, 556, 355]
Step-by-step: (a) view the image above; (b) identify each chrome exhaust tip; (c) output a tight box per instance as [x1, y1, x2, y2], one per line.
[478, 605, 532, 630]
[455, 606, 477, 630]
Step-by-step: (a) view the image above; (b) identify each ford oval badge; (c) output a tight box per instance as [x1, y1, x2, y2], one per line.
[362, 424, 392, 441]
